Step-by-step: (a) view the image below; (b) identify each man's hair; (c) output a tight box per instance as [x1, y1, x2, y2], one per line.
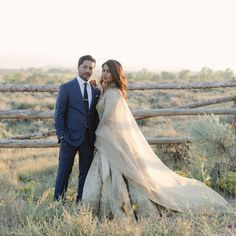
[78, 55, 96, 68]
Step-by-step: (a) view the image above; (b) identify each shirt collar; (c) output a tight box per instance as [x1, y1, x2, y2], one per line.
[77, 76, 89, 86]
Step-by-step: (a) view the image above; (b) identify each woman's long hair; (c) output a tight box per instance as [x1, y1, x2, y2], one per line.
[101, 60, 127, 99]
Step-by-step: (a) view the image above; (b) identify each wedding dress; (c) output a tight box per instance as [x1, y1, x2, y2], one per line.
[82, 87, 231, 219]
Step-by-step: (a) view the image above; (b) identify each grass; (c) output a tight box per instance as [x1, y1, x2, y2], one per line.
[0, 147, 235, 235]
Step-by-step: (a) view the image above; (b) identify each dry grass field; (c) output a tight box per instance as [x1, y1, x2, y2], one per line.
[0, 68, 235, 235]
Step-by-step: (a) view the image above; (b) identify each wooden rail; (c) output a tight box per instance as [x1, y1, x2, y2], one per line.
[132, 108, 236, 119]
[0, 137, 191, 148]
[1, 108, 236, 120]
[1, 81, 236, 92]
[175, 95, 236, 109]
[9, 131, 55, 140]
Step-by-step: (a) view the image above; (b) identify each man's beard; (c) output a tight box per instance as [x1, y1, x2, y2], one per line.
[80, 73, 91, 81]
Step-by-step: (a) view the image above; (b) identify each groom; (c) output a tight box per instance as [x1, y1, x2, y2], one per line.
[54, 55, 100, 202]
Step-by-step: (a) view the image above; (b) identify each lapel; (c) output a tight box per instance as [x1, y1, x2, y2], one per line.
[89, 85, 96, 111]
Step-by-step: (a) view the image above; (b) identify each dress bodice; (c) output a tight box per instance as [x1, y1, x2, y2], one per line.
[96, 87, 118, 120]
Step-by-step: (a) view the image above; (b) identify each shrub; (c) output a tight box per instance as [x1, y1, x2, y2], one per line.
[155, 143, 190, 171]
[219, 171, 236, 196]
[189, 114, 235, 160]
[189, 114, 236, 192]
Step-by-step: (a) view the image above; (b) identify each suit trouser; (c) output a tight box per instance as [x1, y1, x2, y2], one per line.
[54, 129, 94, 202]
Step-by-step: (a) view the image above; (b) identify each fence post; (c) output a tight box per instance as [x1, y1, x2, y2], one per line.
[232, 100, 236, 133]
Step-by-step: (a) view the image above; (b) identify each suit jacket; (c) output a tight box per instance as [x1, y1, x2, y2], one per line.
[55, 78, 100, 147]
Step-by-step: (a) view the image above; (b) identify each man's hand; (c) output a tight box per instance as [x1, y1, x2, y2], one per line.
[58, 136, 64, 143]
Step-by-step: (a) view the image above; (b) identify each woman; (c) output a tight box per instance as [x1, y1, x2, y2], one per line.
[82, 60, 231, 219]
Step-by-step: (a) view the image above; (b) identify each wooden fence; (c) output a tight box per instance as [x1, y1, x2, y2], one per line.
[1, 81, 236, 148]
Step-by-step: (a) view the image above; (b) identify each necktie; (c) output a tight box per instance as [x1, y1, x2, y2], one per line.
[83, 82, 89, 113]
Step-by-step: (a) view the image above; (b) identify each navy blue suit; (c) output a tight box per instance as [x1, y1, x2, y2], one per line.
[54, 78, 100, 202]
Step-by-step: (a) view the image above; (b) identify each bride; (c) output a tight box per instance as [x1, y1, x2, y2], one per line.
[82, 59, 231, 219]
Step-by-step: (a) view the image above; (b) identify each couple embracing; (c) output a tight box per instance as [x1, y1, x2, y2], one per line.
[54, 55, 231, 219]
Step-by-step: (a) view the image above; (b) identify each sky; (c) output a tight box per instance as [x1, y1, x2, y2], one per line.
[0, 0, 236, 72]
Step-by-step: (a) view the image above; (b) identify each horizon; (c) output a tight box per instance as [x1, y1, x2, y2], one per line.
[1, 63, 235, 74]
[0, 63, 235, 74]
[0, 65, 236, 76]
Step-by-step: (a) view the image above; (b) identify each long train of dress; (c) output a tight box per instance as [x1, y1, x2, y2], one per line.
[82, 87, 231, 219]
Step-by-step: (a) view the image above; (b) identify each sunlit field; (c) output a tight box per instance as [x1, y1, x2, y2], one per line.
[0, 68, 236, 235]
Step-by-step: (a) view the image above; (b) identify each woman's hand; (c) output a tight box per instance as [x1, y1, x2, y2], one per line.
[89, 79, 97, 88]
[90, 80, 104, 93]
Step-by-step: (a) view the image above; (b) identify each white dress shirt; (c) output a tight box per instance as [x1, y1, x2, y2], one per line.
[77, 76, 92, 109]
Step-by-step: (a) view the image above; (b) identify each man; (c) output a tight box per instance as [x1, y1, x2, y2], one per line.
[54, 55, 100, 202]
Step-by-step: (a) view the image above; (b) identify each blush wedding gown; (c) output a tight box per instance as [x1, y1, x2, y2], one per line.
[81, 86, 231, 219]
